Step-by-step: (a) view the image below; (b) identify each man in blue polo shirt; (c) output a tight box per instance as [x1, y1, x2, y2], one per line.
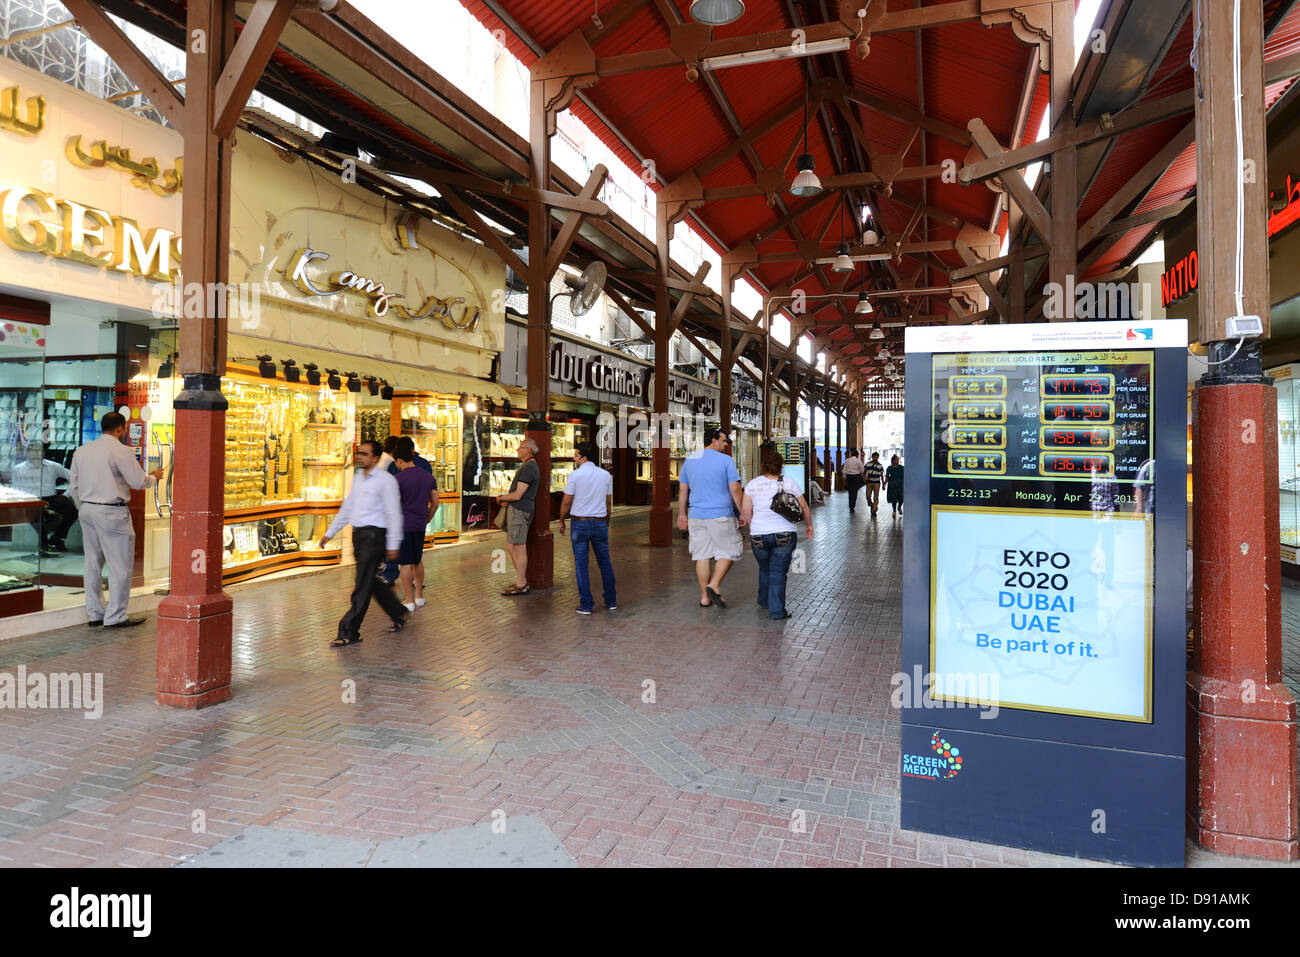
[676, 427, 746, 609]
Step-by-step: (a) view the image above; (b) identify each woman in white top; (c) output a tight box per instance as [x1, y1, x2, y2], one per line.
[740, 450, 813, 621]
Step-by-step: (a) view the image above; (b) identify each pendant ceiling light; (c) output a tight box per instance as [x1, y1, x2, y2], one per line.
[869, 323, 884, 339]
[831, 199, 853, 271]
[853, 251, 871, 310]
[689, 0, 745, 26]
[789, 88, 821, 196]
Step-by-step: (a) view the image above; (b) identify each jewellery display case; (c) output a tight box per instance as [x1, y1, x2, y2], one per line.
[549, 420, 591, 492]
[219, 369, 352, 583]
[634, 424, 696, 484]
[0, 340, 45, 618]
[392, 393, 462, 543]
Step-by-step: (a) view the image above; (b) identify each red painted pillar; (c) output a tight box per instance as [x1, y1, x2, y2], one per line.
[156, 0, 233, 708]
[156, 379, 232, 708]
[649, 202, 673, 547]
[524, 416, 553, 588]
[1189, 384, 1298, 860]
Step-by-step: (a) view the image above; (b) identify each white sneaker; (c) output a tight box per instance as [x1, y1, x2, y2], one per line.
[403, 602, 416, 612]
[415, 598, 426, 607]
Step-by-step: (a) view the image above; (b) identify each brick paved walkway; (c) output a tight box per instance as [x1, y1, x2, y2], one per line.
[0, 493, 1295, 867]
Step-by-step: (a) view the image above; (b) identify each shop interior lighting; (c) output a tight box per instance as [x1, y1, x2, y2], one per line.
[257, 355, 277, 378]
[869, 323, 883, 339]
[281, 359, 300, 383]
[689, 0, 745, 26]
[325, 368, 342, 390]
[789, 87, 822, 197]
[502, 399, 513, 416]
[380, 379, 394, 401]
[344, 372, 362, 393]
[365, 375, 380, 396]
[158, 352, 176, 378]
[304, 363, 321, 386]
[461, 393, 478, 414]
[484, 398, 497, 415]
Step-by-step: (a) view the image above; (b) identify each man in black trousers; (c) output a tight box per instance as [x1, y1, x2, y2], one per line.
[318, 440, 410, 647]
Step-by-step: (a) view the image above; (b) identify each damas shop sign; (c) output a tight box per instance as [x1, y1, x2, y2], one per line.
[550, 339, 648, 403]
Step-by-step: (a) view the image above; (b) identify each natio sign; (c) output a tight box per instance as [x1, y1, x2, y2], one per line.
[1161, 172, 1300, 307]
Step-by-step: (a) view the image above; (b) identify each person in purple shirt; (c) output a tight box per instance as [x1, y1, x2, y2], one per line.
[394, 443, 438, 611]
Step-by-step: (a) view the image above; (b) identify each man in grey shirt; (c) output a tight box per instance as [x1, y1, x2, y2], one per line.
[498, 437, 540, 595]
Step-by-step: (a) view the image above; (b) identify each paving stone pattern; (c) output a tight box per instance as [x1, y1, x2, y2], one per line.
[0, 496, 1295, 867]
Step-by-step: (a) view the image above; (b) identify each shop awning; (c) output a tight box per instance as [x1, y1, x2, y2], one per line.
[228, 334, 510, 403]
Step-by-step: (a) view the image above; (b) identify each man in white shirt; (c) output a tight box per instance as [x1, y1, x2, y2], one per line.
[558, 441, 616, 615]
[843, 448, 865, 515]
[318, 439, 409, 647]
[68, 413, 165, 628]
[9, 442, 76, 552]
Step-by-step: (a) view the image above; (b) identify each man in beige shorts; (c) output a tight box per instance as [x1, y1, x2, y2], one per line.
[497, 437, 540, 595]
[676, 428, 747, 608]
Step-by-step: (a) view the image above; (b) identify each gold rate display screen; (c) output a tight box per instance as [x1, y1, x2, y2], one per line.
[930, 351, 1153, 492]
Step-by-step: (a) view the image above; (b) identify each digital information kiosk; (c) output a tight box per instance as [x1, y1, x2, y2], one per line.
[901, 320, 1187, 867]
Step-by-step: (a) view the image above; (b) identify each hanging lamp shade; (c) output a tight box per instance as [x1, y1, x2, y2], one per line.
[862, 228, 879, 246]
[869, 323, 884, 339]
[790, 153, 821, 196]
[832, 243, 854, 272]
[689, 0, 745, 25]
[855, 292, 872, 315]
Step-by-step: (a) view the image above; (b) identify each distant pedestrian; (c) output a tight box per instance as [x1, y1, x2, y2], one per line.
[677, 428, 746, 608]
[387, 436, 433, 476]
[558, 440, 616, 614]
[740, 450, 813, 620]
[394, 443, 438, 611]
[884, 454, 904, 516]
[318, 440, 409, 647]
[843, 448, 864, 514]
[864, 451, 885, 516]
[377, 435, 398, 473]
[68, 413, 164, 628]
[497, 437, 540, 595]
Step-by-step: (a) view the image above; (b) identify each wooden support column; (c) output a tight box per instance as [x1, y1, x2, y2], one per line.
[650, 200, 673, 547]
[761, 306, 772, 438]
[525, 76, 555, 584]
[720, 266, 735, 435]
[156, 0, 236, 709]
[1189, 0, 1298, 861]
[835, 405, 843, 480]
[1047, 0, 1077, 304]
[823, 402, 832, 488]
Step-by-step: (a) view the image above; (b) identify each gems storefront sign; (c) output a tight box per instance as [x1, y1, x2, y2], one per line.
[0, 62, 184, 305]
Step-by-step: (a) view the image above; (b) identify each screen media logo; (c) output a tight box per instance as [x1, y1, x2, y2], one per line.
[902, 731, 964, 781]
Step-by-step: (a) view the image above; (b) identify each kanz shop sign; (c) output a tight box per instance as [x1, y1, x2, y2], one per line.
[282, 246, 484, 331]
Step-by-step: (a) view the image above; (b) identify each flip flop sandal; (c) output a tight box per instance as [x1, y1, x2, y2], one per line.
[502, 584, 531, 596]
[699, 599, 711, 607]
[387, 617, 410, 633]
[705, 587, 727, 608]
[330, 635, 362, 648]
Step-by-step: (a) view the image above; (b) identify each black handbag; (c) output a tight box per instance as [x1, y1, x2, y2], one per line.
[770, 476, 803, 524]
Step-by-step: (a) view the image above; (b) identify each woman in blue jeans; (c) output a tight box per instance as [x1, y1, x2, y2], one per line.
[740, 451, 814, 620]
